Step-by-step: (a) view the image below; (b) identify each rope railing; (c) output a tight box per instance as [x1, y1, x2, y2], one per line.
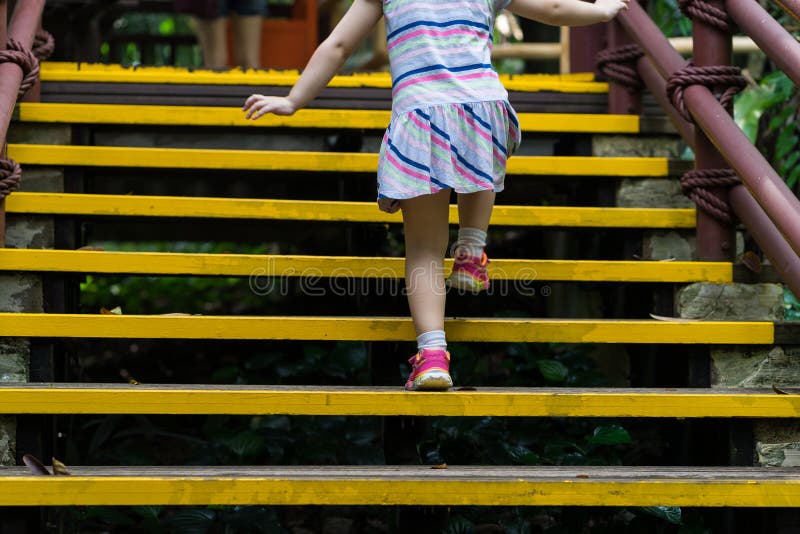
[609, 0, 800, 296]
[0, 0, 47, 247]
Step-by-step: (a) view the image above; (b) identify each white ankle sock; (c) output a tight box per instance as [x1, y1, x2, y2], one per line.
[417, 330, 447, 351]
[453, 227, 487, 259]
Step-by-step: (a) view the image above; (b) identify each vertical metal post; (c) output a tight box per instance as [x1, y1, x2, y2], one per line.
[692, 0, 736, 261]
[569, 24, 605, 74]
[607, 20, 642, 115]
[0, 0, 7, 248]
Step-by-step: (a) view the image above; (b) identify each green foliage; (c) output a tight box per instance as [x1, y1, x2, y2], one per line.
[785, 288, 800, 321]
[648, 0, 692, 37]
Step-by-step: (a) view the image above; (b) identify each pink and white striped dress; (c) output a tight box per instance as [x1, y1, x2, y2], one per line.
[377, 0, 521, 202]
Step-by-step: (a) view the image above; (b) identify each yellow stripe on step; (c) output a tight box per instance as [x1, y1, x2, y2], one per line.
[41, 62, 609, 93]
[0, 466, 797, 507]
[16, 103, 639, 133]
[0, 249, 732, 283]
[0, 314, 774, 344]
[0, 385, 796, 417]
[7, 144, 670, 176]
[6, 193, 696, 228]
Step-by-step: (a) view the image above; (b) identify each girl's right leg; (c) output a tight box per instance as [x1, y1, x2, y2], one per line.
[399, 189, 452, 390]
[448, 190, 496, 292]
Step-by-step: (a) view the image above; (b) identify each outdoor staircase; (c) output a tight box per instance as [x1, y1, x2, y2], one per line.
[1, 63, 799, 523]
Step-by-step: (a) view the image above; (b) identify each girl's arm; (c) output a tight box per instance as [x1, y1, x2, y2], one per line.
[244, 0, 383, 119]
[506, 0, 630, 26]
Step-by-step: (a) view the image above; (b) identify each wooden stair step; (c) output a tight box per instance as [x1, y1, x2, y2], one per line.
[0, 465, 797, 507]
[41, 63, 609, 93]
[0, 314, 775, 344]
[8, 144, 680, 177]
[6, 193, 696, 228]
[0, 249, 732, 283]
[0, 384, 797, 417]
[15, 103, 640, 133]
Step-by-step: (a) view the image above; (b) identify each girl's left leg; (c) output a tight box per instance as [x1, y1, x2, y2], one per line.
[399, 189, 452, 390]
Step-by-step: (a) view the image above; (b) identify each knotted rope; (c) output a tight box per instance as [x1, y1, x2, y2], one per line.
[0, 38, 39, 98]
[596, 43, 644, 92]
[0, 159, 22, 200]
[32, 29, 55, 62]
[681, 168, 742, 224]
[678, 0, 735, 33]
[666, 63, 746, 123]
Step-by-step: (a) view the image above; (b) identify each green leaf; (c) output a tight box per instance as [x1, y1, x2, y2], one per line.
[587, 424, 632, 445]
[787, 165, 800, 189]
[637, 506, 683, 524]
[775, 128, 799, 161]
[537, 359, 568, 382]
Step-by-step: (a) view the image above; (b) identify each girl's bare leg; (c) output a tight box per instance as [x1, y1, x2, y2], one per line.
[400, 189, 451, 336]
[457, 189, 495, 233]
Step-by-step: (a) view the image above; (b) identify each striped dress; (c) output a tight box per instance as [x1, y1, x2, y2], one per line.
[377, 0, 522, 203]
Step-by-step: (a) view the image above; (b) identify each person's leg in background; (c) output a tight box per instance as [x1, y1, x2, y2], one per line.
[193, 0, 230, 68]
[231, 0, 266, 69]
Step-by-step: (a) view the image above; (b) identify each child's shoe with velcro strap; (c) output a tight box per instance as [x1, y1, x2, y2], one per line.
[447, 251, 490, 293]
[405, 348, 452, 391]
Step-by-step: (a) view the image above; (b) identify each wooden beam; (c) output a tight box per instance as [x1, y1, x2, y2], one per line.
[0, 465, 798, 507]
[7, 144, 671, 177]
[5, 193, 697, 228]
[15, 104, 641, 134]
[0, 314, 775, 344]
[40, 62, 609, 93]
[0, 249, 733, 283]
[0, 385, 798, 417]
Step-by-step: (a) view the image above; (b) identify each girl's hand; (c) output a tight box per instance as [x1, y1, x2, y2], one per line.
[242, 95, 298, 120]
[595, 0, 630, 21]
[378, 198, 401, 214]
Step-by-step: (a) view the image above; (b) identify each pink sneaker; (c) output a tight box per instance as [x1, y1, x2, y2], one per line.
[447, 251, 490, 293]
[405, 348, 452, 391]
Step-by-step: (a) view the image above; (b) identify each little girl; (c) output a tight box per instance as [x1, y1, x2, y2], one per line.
[243, 0, 629, 391]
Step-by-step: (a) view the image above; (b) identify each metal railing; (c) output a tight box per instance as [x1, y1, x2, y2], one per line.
[0, 0, 47, 248]
[601, 0, 800, 295]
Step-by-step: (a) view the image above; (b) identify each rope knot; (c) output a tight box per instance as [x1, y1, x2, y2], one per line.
[33, 29, 55, 62]
[681, 168, 741, 225]
[666, 63, 746, 122]
[678, 0, 735, 33]
[0, 159, 22, 200]
[0, 39, 40, 99]
[596, 44, 645, 92]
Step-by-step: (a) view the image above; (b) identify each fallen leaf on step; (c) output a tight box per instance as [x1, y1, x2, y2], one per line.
[773, 384, 791, 395]
[575, 474, 590, 479]
[456, 387, 477, 391]
[52, 457, 71, 476]
[100, 306, 123, 315]
[77, 245, 105, 251]
[22, 454, 51, 475]
[649, 314, 701, 322]
[741, 251, 763, 273]
[430, 464, 447, 470]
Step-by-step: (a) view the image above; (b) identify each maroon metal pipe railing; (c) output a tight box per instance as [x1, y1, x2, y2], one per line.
[774, 0, 800, 23]
[0, 0, 7, 247]
[0, 0, 45, 247]
[618, 1, 800, 259]
[635, 55, 800, 297]
[637, 57, 696, 143]
[691, 0, 736, 262]
[728, 0, 800, 88]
